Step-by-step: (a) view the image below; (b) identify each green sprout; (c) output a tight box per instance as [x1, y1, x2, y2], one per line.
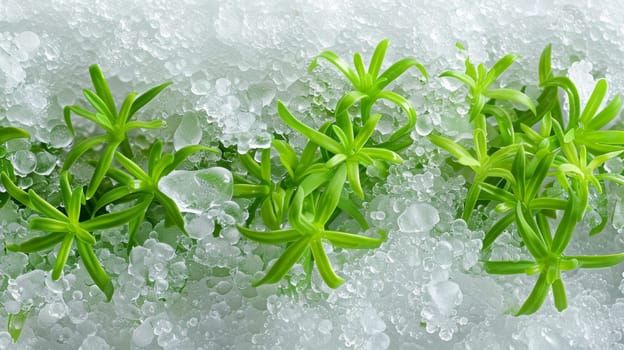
[309, 39, 427, 150]
[0, 126, 30, 207]
[238, 164, 385, 288]
[1, 171, 148, 300]
[63, 64, 171, 199]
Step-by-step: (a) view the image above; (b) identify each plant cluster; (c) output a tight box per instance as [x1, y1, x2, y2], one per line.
[233, 39, 426, 288]
[2, 40, 624, 342]
[433, 44, 624, 315]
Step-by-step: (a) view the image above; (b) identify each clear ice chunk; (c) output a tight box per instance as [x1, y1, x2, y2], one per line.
[158, 167, 233, 214]
[397, 202, 440, 233]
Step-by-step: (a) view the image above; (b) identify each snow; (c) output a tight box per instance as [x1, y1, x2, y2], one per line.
[1, 0, 624, 349]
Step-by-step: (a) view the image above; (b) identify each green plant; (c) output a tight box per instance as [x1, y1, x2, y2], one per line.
[233, 39, 423, 288]
[63, 64, 171, 199]
[435, 45, 624, 314]
[1, 171, 148, 300]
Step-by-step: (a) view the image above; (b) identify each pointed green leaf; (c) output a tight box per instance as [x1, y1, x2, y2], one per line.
[128, 82, 172, 120]
[484, 88, 536, 115]
[316, 164, 347, 225]
[368, 39, 390, 79]
[580, 79, 607, 125]
[587, 95, 622, 130]
[62, 135, 108, 171]
[485, 54, 519, 86]
[76, 240, 114, 301]
[539, 44, 553, 84]
[338, 196, 369, 230]
[28, 190, 66, 221]
[125, 120, 164, 131]
[118, 92, 137, 123]
[483, 212, 516, 250]
[88, 64, 116, 116]
[439, 70, 476, 90]
[52, 234, 74, 280]
[309, 51, 358, 86]
[310, 238, 344, 288]
[516, 272, 550, 316]
[551, 278, 567, 312]
[542, 77, 580, 128]
[354, 114, 382, 150]
[483, 260, 538, 275]
[272, 139, 297, 179]
[0, 126, 30, 144]
[1, 172, 31, 208]
[346, 161, 363, 200]
[377, 91, 417, 138]
[6, 232, 65, 253]
[253, 235, 312, 286]
[378, 57, 428, 89]
[568, 253, 624, 268]
[324, 230, 385, 249]
[83, 89, 114, 120]
[86, 142, 119, 199]
[429, 134, 479, 168]
[81, 200, 149, 231]
[237, 226, 301, 244]
[516, 202, 548, 258]
[155, 192, 186, 233]
[29, 217, 68, 232]
[277, 101, 342, 154]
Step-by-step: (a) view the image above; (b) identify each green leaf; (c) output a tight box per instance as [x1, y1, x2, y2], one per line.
[233, 184, 270, 198]
[315, 164, 347, 225]
[462, 183, 481, 222]
[483, 88, 536, 115]
[483, 212, 515, 249]
[114, 152, 150, 182]
[338, 196, 369, 230]
[6, 232, 65, 253]
[277, 101, 343, 154]
[81, 200, 149, 232]
[86, 142, 120, 199]
[253, 235, 312, 287]
[309, 50, 359, 86]
[155, 192, 186, 233]
[8, 309, 29, 342]
[515, 203, 548, 258]
[336, 91, 367, 133]
[128, 82, 172, 121]
[538, 44, 553, 84]
[52, 234, 74, 280]
[117, 92, 137, 123]
[83, 89, 115, 119]
[68, 188, 84, 223]
[62, 135, 108, 171]
[516, 272, 550, 316]
[354, 114, 382, 150]
[148, 140, 163, 175]
[310, 238, 344, 288]
[125, 120, 164, 131]
[483, 104, 514, 144]
[238, 226, 301, 244]
[439, 70, 476, 90]
[29, 217, 68, 232]
[0, 126, 30, 144]
[346, 161, 363, 200]
[76, 240, 114, 301]
[478, 182, 515, 203]
[368, 39, 390, 79]
[126, 208, 147, 255]
[1, 172, 31, 208]
[359, 147, 402, 164]
[376, 90, 417, 138]
[94, 185, 136, 212]
[28, 190, 66, 221]
[272, 139, 298, 179]
[569, 253, 624, 268]
[324, 230, 385, 249]
[580, 79, 607, 125]
[551, 278, 567, 312]
[429, 134, 479, 168]
[378, 57, 428, 90]
[485, 54, 519, 86]
[587, 95, 622, 130]
[542, 77, 580, 129]
[89, 64, 117, 117]
[483, 260, 538, 275]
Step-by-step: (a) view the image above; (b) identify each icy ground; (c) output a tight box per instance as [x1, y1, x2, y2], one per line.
[3, 0, 624, 349]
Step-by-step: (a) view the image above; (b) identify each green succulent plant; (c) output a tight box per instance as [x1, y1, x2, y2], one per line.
[63, 64, 171, 199]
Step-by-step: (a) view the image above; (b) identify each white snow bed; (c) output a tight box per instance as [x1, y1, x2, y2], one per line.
[2, 1, 624, 349]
